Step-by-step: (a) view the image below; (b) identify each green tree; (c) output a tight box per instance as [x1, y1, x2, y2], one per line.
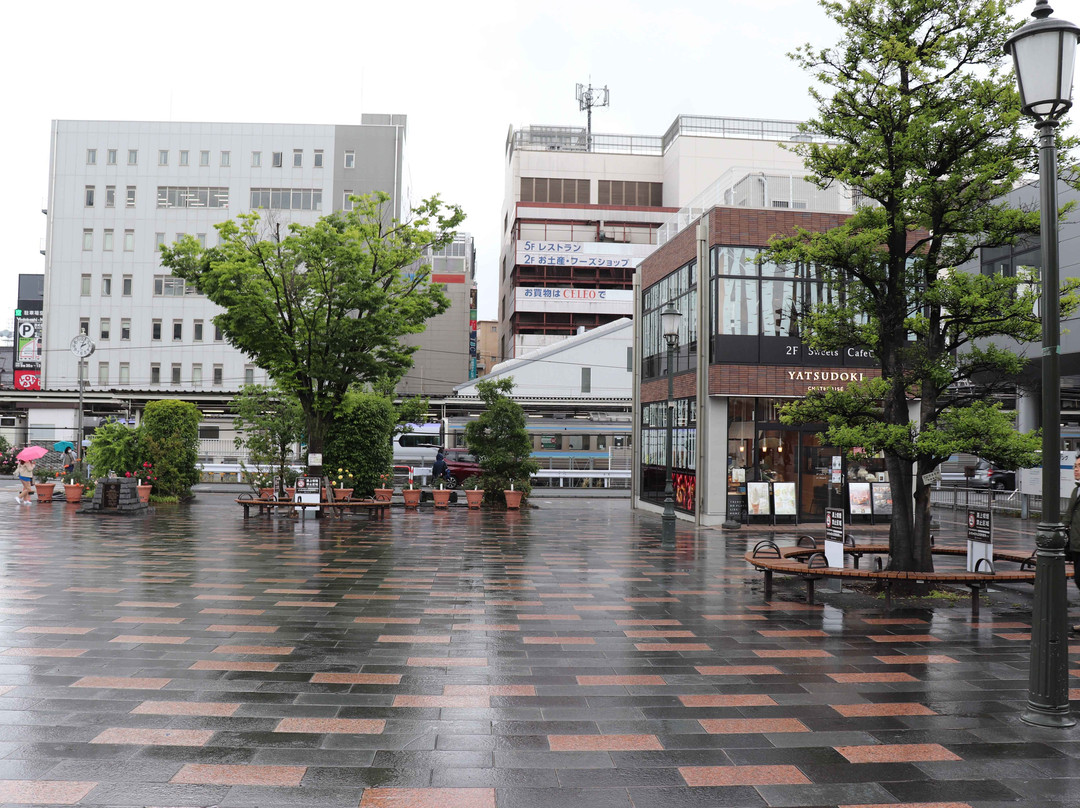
[85, 419, 140, 479]
[766, 0, 1079, 572]
[464, 378, 539, 505]
[231, 383, 305, 495]
[159, 192, 464, 469]
[140, 400, 201, 498]
[324, 392, 396, 496]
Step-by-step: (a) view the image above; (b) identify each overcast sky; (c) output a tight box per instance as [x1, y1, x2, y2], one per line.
[0, 0, 1042, 326]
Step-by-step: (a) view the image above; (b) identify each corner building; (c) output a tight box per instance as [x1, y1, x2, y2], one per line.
[634, 201, 882, 526]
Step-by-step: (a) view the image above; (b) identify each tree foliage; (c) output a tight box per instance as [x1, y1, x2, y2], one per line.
[767, 0, 1079, 571]
[159, 192, 464, 463]
[231, 384, 305, 495]
[85, 419, 141, 479]
[464, 379, 539, 505]
[140, 400, 201, 498]
[324, 392, 396, 497]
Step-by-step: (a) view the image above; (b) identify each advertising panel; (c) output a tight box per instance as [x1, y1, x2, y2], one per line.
[772, 482, 797, 515]
[848, 482, 872, 515]
[747, 482, 771, 516]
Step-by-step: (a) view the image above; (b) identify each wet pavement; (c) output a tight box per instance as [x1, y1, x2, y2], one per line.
[0, 491, 1074, 807]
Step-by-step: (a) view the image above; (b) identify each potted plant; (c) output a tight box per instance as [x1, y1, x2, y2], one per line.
[504, 482, 523, 510]
[462, 476, 484, 510]
[329, 468, 354, 501]
[374, 470, 394, 502]
[135, 462, 155, 503]
[62, 462, 88, 504]
[432, 482, 452, 509]
[402, 481, 421, 508]
[33, 467, 56, 502]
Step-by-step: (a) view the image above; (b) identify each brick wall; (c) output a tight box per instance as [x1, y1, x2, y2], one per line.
[641, 372, 697, 404]
[707, 364, 881, 397]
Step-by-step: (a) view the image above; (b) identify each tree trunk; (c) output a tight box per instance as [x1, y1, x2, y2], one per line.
[304, 410, 328, 478]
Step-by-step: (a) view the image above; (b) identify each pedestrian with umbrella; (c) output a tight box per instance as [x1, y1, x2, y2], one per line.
[15, 446, 47, 506]
[54, 441, 76, 477]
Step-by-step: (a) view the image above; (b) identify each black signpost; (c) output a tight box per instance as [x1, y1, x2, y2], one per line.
[966, 507, 993, 573]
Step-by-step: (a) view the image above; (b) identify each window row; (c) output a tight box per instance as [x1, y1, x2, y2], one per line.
[87, 361, 251, 387]
[156, 186, 229, 209]
[78, 316, 223, 343]
[250, 188, 323, 211]
[82, 229, 134, 251]
[84, 185, 136, 207]
[87, 147, 353, 169]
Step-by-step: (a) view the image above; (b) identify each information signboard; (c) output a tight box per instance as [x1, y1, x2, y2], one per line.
[773, 482, 797, 516]
[295, 476, 322, 513]
[747, 482, 771, 516]
[824, 507, 845, 567]
[849, 482, 872, 515]
[966, 507, 993, 573]
[871, 482, 893, 515]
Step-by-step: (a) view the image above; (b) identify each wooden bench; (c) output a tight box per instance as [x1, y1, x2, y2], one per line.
[236, 497, 390, 521]
[744, 536, 1070, 618]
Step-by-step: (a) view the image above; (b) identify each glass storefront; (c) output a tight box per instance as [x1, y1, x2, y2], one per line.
[641, 397, 696, 513]
[726, 396, 888, 522]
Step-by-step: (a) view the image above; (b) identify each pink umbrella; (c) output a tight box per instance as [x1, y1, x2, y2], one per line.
[16, 446, 48, 462]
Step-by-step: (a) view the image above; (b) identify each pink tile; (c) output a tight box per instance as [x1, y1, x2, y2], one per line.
[548, 734, 662, 751]
[695, 665, 781, 676]
[874, 655, 958, 664]
[206, 624, 279, 633]
[623, 630, 697, 638]
[377, 635, 451, 644]
[212, 645, 293, 654]
[91, 728, 214, 746]
[354, 617, 422, 624]
[311, 673, 402, 685]
[132, 701, 240, 717]
[699, 718, 809, 734]
[0, 780, 96, 804]
[16, 626, 94, 635]
[635, 643, 711, 651]
[523, 637, 595, 645]
[837, 743, 961, 763]
[189, 660, 279, 672]
[679, 695, 776, 707]
[359, 788, 495, 808]
[831, 703, 938, 717]
[754, 649, 833, 658]
[680, 765, 810, 786]
[171, 763, 306, 786]
[1, 647, 86, 657]
[275, 717, 385, 734]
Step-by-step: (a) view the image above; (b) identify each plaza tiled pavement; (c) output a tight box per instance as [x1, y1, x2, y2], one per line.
[0, 492, 1074, 807]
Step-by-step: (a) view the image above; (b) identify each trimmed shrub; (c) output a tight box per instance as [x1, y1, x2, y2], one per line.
[324, 393, 395, 497]
[140, 400, 200, 497]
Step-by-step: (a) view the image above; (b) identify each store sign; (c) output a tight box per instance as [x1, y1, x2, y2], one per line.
[515, 240, 654, 269]
[13, 371, 40, 391]
[14, 310, 43, 372]
[512, 287, 633, 315]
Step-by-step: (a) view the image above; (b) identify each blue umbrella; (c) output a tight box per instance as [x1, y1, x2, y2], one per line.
[53, 441, 75, 452]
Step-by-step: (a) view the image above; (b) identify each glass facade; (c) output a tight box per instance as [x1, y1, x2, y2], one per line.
[641, 259, 697, 382]
[640, 397, 696, 513]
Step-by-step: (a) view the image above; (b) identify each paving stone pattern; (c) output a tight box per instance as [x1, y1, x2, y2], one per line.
[0, 494, 1073, 807]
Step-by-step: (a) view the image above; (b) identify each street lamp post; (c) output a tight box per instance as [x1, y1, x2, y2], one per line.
[1005, 0, 1080, 728]
[660, 303, 683, 546]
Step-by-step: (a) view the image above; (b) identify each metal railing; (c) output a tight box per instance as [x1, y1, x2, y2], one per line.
[929, 486, 1067, 520]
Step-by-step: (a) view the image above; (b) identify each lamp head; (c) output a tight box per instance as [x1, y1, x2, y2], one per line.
[661, 303, 683, 349]
[1004, 1, 1080, 122]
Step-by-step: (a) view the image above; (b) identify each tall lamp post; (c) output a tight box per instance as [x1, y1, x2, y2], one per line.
[661, 303, 683, 546]
[1005, 0, 1080, 728]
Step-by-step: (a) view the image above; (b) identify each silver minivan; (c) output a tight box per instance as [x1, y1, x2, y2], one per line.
[393, 424, 443, 466]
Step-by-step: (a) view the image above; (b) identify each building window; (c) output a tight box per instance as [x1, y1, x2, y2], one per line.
[122, 275, 132, 296]
[343, 191, 354, 210]
[344, 150, 355, 168]
[193, 320, 203, 342]
[80, 274, 91, 296]
[197, 233, 206, 247]
[85, 186, 95, 207]
[191, 364, 202, 386]
[212, 365, 223, 385]
[153, 275, 187, 296]
[105, 185, 115, 207]
[120, 319, 130, 341]
[158, 149, 168, 166]
[252, 151, 261, 167]
[119, 363, 129, 385]
[199, 150, 210, 167]
[171, 364, 181, 385]
[173, 320, 183, 341]
[581, 367, 592, 394]
[249, 188, 322, 211]
[107, 148, 117, 165]
[100, 318, 110, 340]
[82, 230, 93, 251]
[123, 229, 134, 251]
[244, 366, 255, 385]
[156, 186, 229, 208]
[150, 364, 160, 384]
[102, 275, 112, 296]
[293, 149, 303, 167]
[598, 180, 663, 207]
[220, 150, 230, 167]
[103, 230, 114, 252]
[272, 151, 283, 167]
[97, 362, 108, 386]
[314, 149, 323, 168]
[79, 318, 89, 336]
[86, 148, 97, 165]
[152, 320, 162, 341]
[180, 150, 189, 166]
[520, 177, 590, 204]
[127, 149, 138, 165]
[214, 325, 223, 341]
[126, 186, 136, 207]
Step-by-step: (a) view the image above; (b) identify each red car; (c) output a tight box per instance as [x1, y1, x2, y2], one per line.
[443, 448, 481, 486]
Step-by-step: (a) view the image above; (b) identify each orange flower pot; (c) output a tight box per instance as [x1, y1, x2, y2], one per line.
[374, 487, 394, 502]
[137, 484, 152, 504]
[34, 482, 55, 502]
[402, 488, 421, 508]
[333, 488, 353, 501]
[432, 488, 452, 509]
[465, 489, 484, 509]
[504, 489, 523, 510]
[64, 483, 84, 504]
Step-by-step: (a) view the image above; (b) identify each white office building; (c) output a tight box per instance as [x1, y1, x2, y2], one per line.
[42, 117, 410, 398]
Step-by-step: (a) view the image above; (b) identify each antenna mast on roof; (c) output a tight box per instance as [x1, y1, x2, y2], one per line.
[576, 83, 609, 152]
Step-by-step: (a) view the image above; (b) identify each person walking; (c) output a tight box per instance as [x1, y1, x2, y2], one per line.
[1066, 455, 1080, 633]
[14, 457, 34, 506]
[431, 448, 451, 486]
[62, 447, 76, 478]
